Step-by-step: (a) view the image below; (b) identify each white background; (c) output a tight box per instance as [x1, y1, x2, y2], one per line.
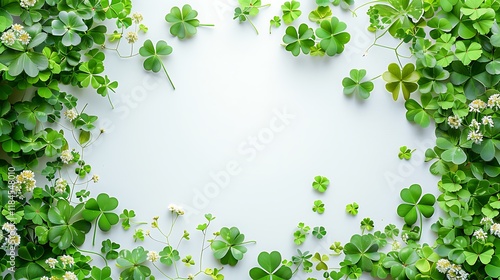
[74, 0, 441, 278]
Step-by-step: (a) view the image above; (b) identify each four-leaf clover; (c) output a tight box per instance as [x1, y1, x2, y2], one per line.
[283, 23, 315, 56]
[382, 63, 420, 101]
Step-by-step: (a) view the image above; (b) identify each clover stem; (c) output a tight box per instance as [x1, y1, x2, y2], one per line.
[199, 23, 215, 27]
[247, 17, 259, 35]
[418, 211, 423, 240]
[199, 225, 209, 271]
[161, 63, 176, 90]
[92, 219, 98, 246]
[291, 259, 303, 275]
[74, 247, 108, 267]
[153, 263, 174, 280]
[351, 0, 385, 15]
[370, 74, 382, 81]
[107, 93, 115, 109]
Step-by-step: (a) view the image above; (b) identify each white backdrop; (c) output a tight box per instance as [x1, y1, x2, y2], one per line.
[75, 0, 440, 278]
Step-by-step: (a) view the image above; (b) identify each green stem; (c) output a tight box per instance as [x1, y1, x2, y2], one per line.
[199, 23, 215, 27]
[92, 220, 98, 246]
[153, 263, 174, 280]
[74, 246, 108, 266]
[247, 17, 259, 35]
[351, 0, 385, 15]
[107, 93, 115, 109]
[161, 62, 176, 90]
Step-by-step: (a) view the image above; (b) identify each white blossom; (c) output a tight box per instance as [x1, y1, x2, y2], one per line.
[482, 116, 494, 127]
[45, 258, 58, 269]
[469, 99, 487, 112]
[488, 94, 500, 109]
[490, 223, 500, 237]
[1, 30, 15, 46]
[147, 251, 160, 262]
[125, 31, 138, 43]
[55, 178, 67, 194]
[64, 108, 78, 122]
[60, 149, 74, 164]
[447, 116, 462, 129]
[132, 12, 144, 23]
[473, 228, 487, 241]
[467, 130, 483, 144]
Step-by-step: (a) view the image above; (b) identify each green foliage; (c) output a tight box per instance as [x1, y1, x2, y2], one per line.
[47, 199, 91, 250]
[398, 146, 415, 160]
[249, 251, 293, 279]
[139, 39, 175, 89]
[116, 247, 151, 280]
[397, 184, 435, 226]
[346, 202, 359, 215]
[211, 227, 250, 266]
[293, 222, 310, 245]
[342, 69, 374, 99]
[360, 218, 375, 233]
[312, 175, 330, 193]
[281, 0, 302, 25]
[234, 0, 270, 34]
[312, 200, 325, 214]
[309, 6, 332, 23]
[82, 193, 119, 232]
[315, 17, 350, 56]
[283, 23, 315, 56]
[312, 226, 327, 239]
[383, 63, 420, 101]
[343, 234, 381, 272]
[165, 5, 213, 39]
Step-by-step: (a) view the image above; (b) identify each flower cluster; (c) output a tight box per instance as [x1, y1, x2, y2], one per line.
[126, 31, 138, 44]
[20, 0, 36, 8]
[1, 24, 31, 46]
[447, 116, 462, 129]
[12, 170, 36, 196]
[64, 108, 78, 122]
[147, 250, 160, 262]
[132, 12, 144, 24]
[1, 222, 20, 248]
[168, 204, 185, 215]
[488, 94, 500, 110]
[60, 255, 75, 268]
[60, 149, 74, 164]
[469, 99, 487, 113]
[55, 178, 68, 194]
[490, 223, 500, 237]
[473, 228, 487, 241]
[436, 259, 469, 280]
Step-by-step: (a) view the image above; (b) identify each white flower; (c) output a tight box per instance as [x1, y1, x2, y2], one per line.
[64, 108, 78, 122]
[7, 232, 20, 246]
[188, 274, 195, 280]
[2, 222, 16, 232]
[20, 0, 37, 8]
[473, 228, 487, 241]
[17, 30, 30, 45]
[60, 255, 75, 267]
[469, 99, 487, 112]
[125, 31, 138, 43]
[60, 149, 74, 164]
[55, 178, 67, 194]
[147, 251, 160, 262]
[391, 241, 401, 251]
[168, 204, 185, 215]
[145, 229, 151, 236]
[11, 24, 24, 33]
[467, 130, 484, 144]
[1, 30, 16, 46]
[45, 258, 58, 269]
[490, 223, 500, 237]
[469, 119, 480, 130]
[446, 264, 468, 280]
[488, 94, 500, 109]
[481, 217, 493, 225]
[62, 271, 77, 280]
[132, 12, 144, 23]
[92, 174, 99, 183]
[176, 207, 185, 216]
[168, 204, 177, 212]
[447, 116, 462, 129]
[14, 170, 36, 193]
[401, 233, 408, 243]
[436, 258, 451, 274]
[482, 116, 494, 127]
[40, 277, 50, 280]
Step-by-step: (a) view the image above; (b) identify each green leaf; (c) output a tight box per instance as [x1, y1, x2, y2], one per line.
[82, 193, 119, 231]
[343, 234, 381, 272]
[342, 69, 374, 99]
[312, 175, 329, 192]
[309, 6, 332, 23]
[48, 200, 91, 249]
[51, 11, 88, 46]
[250, 251, 292, 280]
[165, 5, 201, 39]
[211, 227, 249, 266]
[397, 184, 435, 225]
[281, 0, 301, 25]
[383, 63, 419, 100]
[283, 23, 315, 56]
[116, 247, 151, 280]
[139, 40, 173, 73]
[159, 245, 180, 266]
[315, 17, 350, 56]
[455, 41, 482, 66]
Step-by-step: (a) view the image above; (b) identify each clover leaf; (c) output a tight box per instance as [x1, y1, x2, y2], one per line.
[249, 251, 292, 280]
[159, 245, 180, 266]
[342, 69, 374, 99]
[312, 175, 330, 192]
[82, 193, 119, 233]
[47, 200, 91, 250]
[116, 247, 151, 280]
[101, 239, 120, 260]
[312, 200, 325, 214]
[343, 234, 381, 272]
[269, 16, 281, 33]
[360, 218, 374, 233]
[234, 0, 269, 34]
[398, 146, 415, 160]
[211, 227, 249, 266]
[139, 39, 175, 89]
[455, 41, 482, 66]
[24, 198, 49, 225]
[51, 11, 88, 46]
[0, 50, 49, 77]
[313, 226, 327, 239]
[283, 23, 315, 56]
[396, 184, 435, 226]
[120, 209, 135, 230]
[315, 17, 350, 56]
[382, 247, 419, 279]
[346, 202, 359, 215]
[165, 5, 213, 39]
[312, 252, 330, 270]
[309, 6, 332, 23]
[383, 63, 419, 101]
[281, 0, 301, 25]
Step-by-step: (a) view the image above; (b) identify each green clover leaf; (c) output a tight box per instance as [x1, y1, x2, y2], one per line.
[342, 69, 374, 99]
[312, 175, 330, 192]
[211, 227, 249, 266]
[383, 63, 419, 101]
[51, 11, 88, 46]
[312, 200, 325, 214]
[249, 251, 292, 280]
[360, 218, 374, 233]
[159, 245, 180, 266]
[283, 23, 315, 56]
[315, 17, 350, 56]
[82, 193, 119, 232]
[47, 199, 91, 250]
[343, 234, 381, 272]
[281, 0, 301, 25]
[311, 252, 330, 270]
[139, 39, 175, 89]
[346, 202, 359, 215]
[313, 226, 327, 239]
[382, 247, 419, 279]
[269, 16, 281, 34]
[116, 247, 151, 280]
[165, 5, 212, 39]
[308, 6, 332, 23]
[396, 184, 435, 225]
[455, 41, 482, 66]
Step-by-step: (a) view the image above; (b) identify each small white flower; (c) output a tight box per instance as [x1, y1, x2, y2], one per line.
[125, 31, 138, 43]
[147, 251, 160, 262]
[481, 217, 493, 225]
[62, 271, 77, 280]
[176, 207, 185, 216]
[7, 232, 20, 246]
[1, 30, 16, 46]
[447, 116, 462, 129]
[391, 241, 401, 251]
[11, 24, 24, 33]
[467, 130, 484, 144]
[92, 174, 99, 183]
[145, 229, 151, 236]
[55, 178, 67, 194]
[60, 255, 75, 267]
[488, 94, 500, 109]
[473, 228, 487, 241]
[64, 108, 78, 122]
[436, 258, 451, 274]
[45, 258, 58, 269]
[132, 12, 144, 23]
[469, 119, 481, 130]
[188, 274, 195, 280]
[40, 277, 50, 280]
[2, 222, 16, 232]
[20, 0, 37, 8]
[490, 223, 500, 237]
[482, 116, 494, 127]
[168, 204, 177, 212]
[17, 30, 30, 45]
[469, 99, 487, 112]
[60, 149, 74, 164]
